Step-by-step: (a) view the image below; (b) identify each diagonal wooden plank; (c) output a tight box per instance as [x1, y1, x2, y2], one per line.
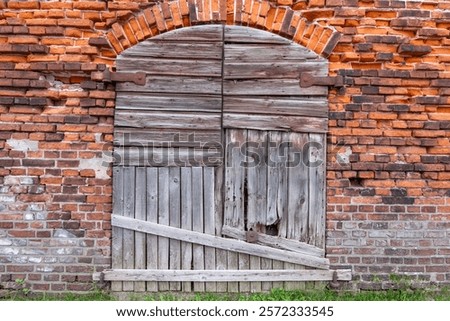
[112, 215, 330, 269]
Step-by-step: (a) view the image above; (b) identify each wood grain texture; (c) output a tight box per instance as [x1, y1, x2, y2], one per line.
[122, 167, 135, 291]
[134, 167, 147, 292]
[146, 168, 158, 292]
[111, 167, 124, 292]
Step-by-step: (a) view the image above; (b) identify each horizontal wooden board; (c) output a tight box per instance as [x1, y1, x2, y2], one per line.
[221, 226, 325, 257]
[120, 41, 223, 60]
[223, 97, 328, 117]
[94, 269, 352, 282]
[223, 114, 328, 133]
[112, 215, 330, 269]
[224, 62, 327, 79]
[116, 93, 222, 113]
[117, 58, 222, 77]
[115, 111, 221, 130]
[114, 148, 222, 167]
[116, 76, 222, 95]
[223, 79, 328, 96]
[225, 26, 291, 45]
[114, 129, 222, 147]
[224, 44, 322, 61]
[152, 25, 223, 42]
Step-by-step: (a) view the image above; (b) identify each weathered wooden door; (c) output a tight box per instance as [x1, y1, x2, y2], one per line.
[95, 25, 351, 292]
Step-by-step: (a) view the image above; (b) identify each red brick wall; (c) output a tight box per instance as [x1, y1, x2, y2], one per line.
[0, 0, 449, 291]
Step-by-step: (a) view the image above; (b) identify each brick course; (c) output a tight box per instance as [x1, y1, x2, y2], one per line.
[0, 0, 449, 291]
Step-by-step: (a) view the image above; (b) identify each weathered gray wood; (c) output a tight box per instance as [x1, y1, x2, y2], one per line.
[224, 129, 246, 228]
[158, 167, 170, 291]
[180, 167, 193, 292]
[120, 41, 223, 60]
[111, 167, 124, 292]
[203, 167, 217, 292]
[152, 25, 223, 42]
[261, 257, 273, 291]
[117, 76, 222, 94]
[95, 269, 353, 282]
[223, 97, 328, 118]
[116, 94, 222, 113]
[223, 114, 328, 133]
[287, 133, 309, 242]
[115, 111, 221, 130]
[114, 148, 222, 167]
[169, 167, 181, 291]
[122, 166, 135, 291]
[134, 167, 146, 292]
[278, 132, 290, 239]
[118, 58, 222, 77]
[146, 168, 158, 292]
[223, 79, 327, 96]
[221, 226, 325, 257]
[214, 166, 228, 293]
[111, 215, 330, 269]
[192, 167, 205, 292]
[267, 131, 280, 226]
[225, 26, 291, 45]
[224, 62, 327, 79]
[224, 44, 322, 61]
[238, 252, 250, 292]
[246, 130, 267, 229]
[272, 260, 284, 289]
[114, 129, 222, 148]
[308, 133, 326, 249]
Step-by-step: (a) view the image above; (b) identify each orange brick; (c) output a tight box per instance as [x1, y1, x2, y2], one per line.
[122, 21, 138, 45]
[73, 1, 106, 11]
[137, 15, 152, 38]
[152, 6, 167, 32]
[169, 2, 183, 27]
[58, 19, 93, 29]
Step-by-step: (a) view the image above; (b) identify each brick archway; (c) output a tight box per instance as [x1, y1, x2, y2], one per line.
[104, 0, 341, 58]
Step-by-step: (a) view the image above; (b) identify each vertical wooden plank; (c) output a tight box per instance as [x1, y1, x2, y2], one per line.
[204, 167, 217, 292]
[134, 167, 146, 292]
[111, 167, 124, 292]
[272, 260, 284, 289]
[309, 133, 326, 249]
[122, 166, 135, 292]
[224, 129, 246, 293]
[192, 167, 205, 292]
[158, 167, 170, 291]
[278, 132, 289, 239]
[146, 168, 159, 292]
[169, 167, 181, 291]
[214, 166, 228, 293]
[247, 129, 267, 293]
[181, 167, 193, 292]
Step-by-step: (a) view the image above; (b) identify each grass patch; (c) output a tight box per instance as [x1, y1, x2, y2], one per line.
[2, 287, 449, 301]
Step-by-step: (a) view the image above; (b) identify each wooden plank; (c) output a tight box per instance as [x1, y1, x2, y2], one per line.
[111, 215, 330, 269]
[224, 44, 322, 61]
[224, 129, 246, 228]
[122, 166, 135, 292]
[116, 76, 222, 95]
[146, 168, 158, 292]
[95, 269, 353, 282]
[223, 97, 328, 118]
[151, 25, 223, 42]
[308, 133, 326, 249]
[111, 167, 124, 292]
[117, 58, 222, 77]
[134, 167, 146, 292]
[287, 133, 309, 242]
[223, 114, 328, 133]
[225, 26, 291, 45]
[120, 41, 223, 60]
[267, 131, 280, 226]
[115, 111, 221, 130]
[203, 167, 217, 292]
[224, 62, 327, 79]
[114, 147, 222, 167]
[192, 167, 205, 292]
[158, 167, 170, 291]
[214, 166, 228, 293]
[114, 129, 222, 148]
[180, 167, 193, 292]
[169, 167, 181, 291]
[278, 132, 290, 239]
[223, 79, 327, 96]
[116, 94, 222, 113]
[221, 226, 324, 257]
[272, 260, 284, 289]
[261, 257, 273, 291]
